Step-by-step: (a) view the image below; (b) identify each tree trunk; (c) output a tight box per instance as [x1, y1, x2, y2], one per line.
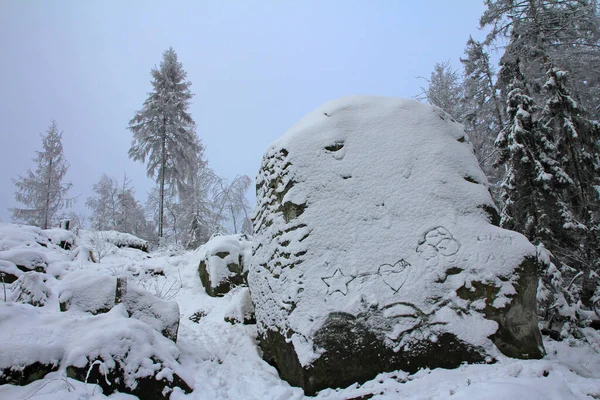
[44, 159, 53, 229]
[159, 118, 167, 238]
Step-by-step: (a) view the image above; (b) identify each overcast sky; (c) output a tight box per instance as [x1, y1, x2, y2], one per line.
[0, 1, 488, 224]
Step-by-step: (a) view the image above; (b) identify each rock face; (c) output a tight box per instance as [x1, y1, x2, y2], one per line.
[249, 96, 544, 395]
[198, 234, 251, 297]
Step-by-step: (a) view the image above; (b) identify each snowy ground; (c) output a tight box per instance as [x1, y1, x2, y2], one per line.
[1, 226, 600, 399]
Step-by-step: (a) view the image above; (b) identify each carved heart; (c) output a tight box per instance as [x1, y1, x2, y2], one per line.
[378, 260, 411, 293]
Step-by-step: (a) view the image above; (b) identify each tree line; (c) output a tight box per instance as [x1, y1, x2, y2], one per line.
[10, 47, 251, 248]
[418, 0, 600, 336]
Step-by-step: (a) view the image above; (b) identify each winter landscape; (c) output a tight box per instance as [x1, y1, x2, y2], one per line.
[2, 1, 600, 399]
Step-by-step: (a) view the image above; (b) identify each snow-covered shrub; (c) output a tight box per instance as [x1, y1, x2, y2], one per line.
[9, 272, 51, 307]
[86, 230, 116, 263]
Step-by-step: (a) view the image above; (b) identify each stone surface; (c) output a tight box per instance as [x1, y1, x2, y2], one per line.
[249, 96, 544, 395]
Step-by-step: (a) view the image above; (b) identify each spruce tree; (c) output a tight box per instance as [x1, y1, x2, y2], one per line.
[495, 69, 558, 243]
[128, 47, 202, 238]
[461, 37, 506, 183]
[539, 67, 600, 304]
[11, 121, 72, 229]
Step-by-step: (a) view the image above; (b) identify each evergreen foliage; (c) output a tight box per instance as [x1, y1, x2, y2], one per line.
[418, 0, 600, 334]
[11, 121, 72, 229]
[128, 47, 202, 238]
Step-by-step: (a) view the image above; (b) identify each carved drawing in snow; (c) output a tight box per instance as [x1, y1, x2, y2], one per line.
[321, 268, 355, 296]
[321, 259, 412, 296]
[417, 226, 460, 267]
[378, 259, 411, 293]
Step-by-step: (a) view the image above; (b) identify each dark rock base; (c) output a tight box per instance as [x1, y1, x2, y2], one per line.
[67, 359, 192, 399]
[260, 312, 487, 396]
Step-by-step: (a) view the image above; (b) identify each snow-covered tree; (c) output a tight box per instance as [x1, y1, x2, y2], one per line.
[86, 173, 151, 239]
[128, 47, 202, 238]
[416, 61, 464, 121]
[11, 121, 72, 229]
[213, 175, 252, 235]
[539, 67, 600, 304]
[177, 165, 219, 249]
[86, 174, 119, 230]
[461, 37, 506, 183]
[495, 72, 558, 243]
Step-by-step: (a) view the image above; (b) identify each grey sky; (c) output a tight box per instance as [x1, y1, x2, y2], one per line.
[0, 1, 486, 224]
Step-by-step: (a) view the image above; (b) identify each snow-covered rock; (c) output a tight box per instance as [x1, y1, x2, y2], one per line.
[59, 273, 117, 314]
[0, 248, 47, 273]
[249, 96, 544, 394]
[198, 234, 252, 297]
[0, 303, 191, 397]
[224, 287, 256, 325]
[81, 230, 149, 253]
[58, 273, 180, 342]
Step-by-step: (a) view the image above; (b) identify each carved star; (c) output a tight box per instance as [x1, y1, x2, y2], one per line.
[321, 268, 355, 295]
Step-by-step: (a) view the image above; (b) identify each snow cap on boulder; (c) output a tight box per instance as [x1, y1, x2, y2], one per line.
[249, 96, 544, 394]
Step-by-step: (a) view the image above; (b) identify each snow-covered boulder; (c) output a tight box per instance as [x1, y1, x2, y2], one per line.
[0, 248, 47, 273]
[59, 273, 180, 342]
[59, 274, 117, 314]
[249, 96, 544, 394]
[0, 303, 191, 397]
[198, 234, 252, 297]
[81, 230, 149, 253]
[224, 287, 256, 325]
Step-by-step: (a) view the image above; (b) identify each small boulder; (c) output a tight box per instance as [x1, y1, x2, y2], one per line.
[198, 234, 251, 297]
[59, 274, 117, 314]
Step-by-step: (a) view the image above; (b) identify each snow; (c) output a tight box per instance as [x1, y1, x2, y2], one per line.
[0, 222, 598, 398]
[250, 96, 538, 365]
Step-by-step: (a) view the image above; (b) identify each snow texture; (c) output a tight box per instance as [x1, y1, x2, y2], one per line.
[250, 96, 538, 365]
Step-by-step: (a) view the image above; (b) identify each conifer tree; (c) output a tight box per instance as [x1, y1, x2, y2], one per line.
[86, 174, 119, 230]
[417, 61, 464, 121]
[461, 37, 506, 182]
[539, 67, 600, 303]
[128, 47, 202, 238]
[11, 121, 72, 229]
[495, 70, 558, 243]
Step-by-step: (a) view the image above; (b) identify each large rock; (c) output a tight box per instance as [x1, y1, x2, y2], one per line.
[249, 96, 544, 395]
[198, 234, 251, 297]
[59, 273, 180, 342]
